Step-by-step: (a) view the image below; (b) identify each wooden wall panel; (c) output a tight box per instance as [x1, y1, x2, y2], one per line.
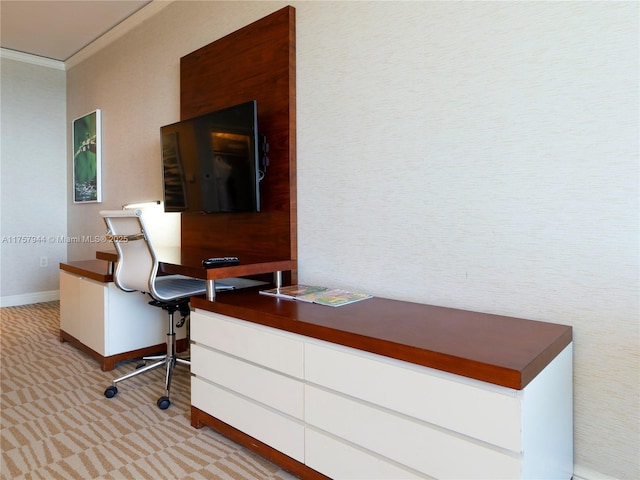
[179, 6, 296, 264]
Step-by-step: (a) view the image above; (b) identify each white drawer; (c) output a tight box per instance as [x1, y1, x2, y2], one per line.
[192, 377, 304, 462]
[191, 310, 303, 378]
[305, 385, 521, 479]
[305, 342, 522, 451]
[191, 344, 303, 418]
[60, 270, 106, 354]
[305, 428, 423, 480]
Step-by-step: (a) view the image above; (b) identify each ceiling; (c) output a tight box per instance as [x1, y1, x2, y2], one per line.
[0, 1, 152, 62]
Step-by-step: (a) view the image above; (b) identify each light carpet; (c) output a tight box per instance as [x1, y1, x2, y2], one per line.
[0, 301, 298, 480]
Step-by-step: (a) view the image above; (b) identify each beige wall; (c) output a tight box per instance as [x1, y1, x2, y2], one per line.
[65, 1, 638, 478]
[0, 54, 67, 305]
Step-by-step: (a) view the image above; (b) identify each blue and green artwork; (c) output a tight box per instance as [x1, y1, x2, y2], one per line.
[73, 110, 101, 202]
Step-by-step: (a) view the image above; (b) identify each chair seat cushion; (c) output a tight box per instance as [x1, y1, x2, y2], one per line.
[154, 275, 206, 301]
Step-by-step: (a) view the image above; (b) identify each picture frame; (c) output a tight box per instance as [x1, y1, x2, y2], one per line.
[72, 109, 102, 203]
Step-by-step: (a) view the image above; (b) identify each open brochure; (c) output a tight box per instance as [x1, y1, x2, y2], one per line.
[260, 284, 372, 307]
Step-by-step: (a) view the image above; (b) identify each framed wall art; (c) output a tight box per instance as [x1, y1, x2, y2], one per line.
[72, 109, 102, 203]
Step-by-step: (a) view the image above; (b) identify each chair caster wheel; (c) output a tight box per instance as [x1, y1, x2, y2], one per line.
[157, 396, 171, 410]
[104, 386, 118, 398]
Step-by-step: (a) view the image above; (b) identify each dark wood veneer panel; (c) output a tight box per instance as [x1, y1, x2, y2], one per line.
[179, 7, 296, 269]
[192, 290, 572, 390]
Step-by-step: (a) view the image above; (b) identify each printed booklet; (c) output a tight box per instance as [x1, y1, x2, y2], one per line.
[260, 284, 372, 307]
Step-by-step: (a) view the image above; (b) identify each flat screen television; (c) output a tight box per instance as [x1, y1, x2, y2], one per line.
[160, 100, 260, 213]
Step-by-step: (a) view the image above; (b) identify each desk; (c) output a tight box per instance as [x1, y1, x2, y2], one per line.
[96, 247, 297, 301]
[59, 260, 183, 370]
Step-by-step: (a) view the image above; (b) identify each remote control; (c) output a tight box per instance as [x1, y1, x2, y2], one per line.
[202, 256, 240, 268]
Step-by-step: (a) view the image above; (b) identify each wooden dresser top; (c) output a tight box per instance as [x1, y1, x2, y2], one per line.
[192, 289, 572, 390]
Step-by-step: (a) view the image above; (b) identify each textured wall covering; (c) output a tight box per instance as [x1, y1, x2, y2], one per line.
[297, 3, 638, 476]
[65, 1, 638, 477]
[0, 56, 66, 304]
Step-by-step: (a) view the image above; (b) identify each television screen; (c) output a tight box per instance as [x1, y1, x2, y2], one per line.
[161, 100, 260, 213]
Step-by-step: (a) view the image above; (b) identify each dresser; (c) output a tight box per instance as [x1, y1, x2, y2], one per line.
[189, 289, 573, 479]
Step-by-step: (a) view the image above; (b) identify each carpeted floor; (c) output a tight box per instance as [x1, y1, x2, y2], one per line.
[0, 301, 298, 480]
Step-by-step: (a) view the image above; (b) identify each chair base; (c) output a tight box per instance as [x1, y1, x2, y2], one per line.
[104, 302, 190, 409]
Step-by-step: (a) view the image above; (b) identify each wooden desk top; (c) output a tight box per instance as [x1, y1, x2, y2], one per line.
[191, 289, 572, 390]
[59, 260, 113, 283]
[95, 248, 296, 281]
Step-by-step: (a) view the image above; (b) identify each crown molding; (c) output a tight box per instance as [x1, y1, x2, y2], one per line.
[0, 48, 65, 70]
[65, 0, 174, 70]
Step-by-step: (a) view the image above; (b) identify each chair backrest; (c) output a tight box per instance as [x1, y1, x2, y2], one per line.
[100, 209, 159, 297]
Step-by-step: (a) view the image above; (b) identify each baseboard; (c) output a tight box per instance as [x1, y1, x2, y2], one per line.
[0, 290, 60, 307]
[573, 464, 619, 480]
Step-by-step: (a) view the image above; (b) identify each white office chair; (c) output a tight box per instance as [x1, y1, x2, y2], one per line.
[100, 209, 206, 409]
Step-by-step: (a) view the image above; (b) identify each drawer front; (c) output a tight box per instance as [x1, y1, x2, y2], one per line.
[60, 271, 107, 354]
[191, 344, 303, 419]
[305, 385, 521, 479]
[305, 428, 423, 480]
[192, 377, 304, 462]
[305, 342, 522, 451]
[192, 310, 303, 378]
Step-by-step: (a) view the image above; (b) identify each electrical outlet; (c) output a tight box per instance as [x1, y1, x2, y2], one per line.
[40, 256, 48, 268]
